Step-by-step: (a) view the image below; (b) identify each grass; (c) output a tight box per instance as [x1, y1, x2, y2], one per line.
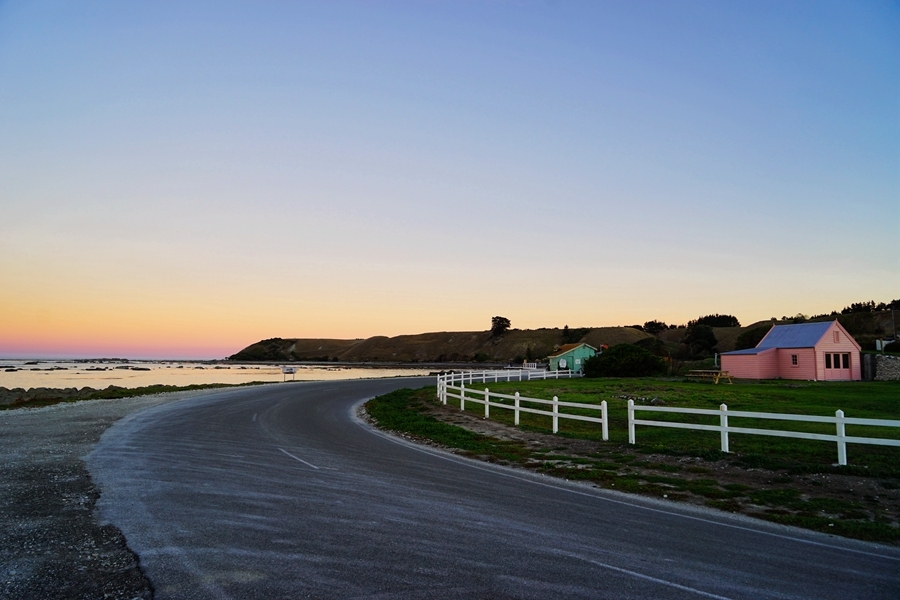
[366, 382, 900, 544]
[0, 381, 275, 410]
[455, 378, 900, 477]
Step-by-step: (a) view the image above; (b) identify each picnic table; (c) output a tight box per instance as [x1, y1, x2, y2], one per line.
[685, 370, 733, 384]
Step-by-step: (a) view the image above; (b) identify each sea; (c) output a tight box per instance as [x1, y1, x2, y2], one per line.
[0, 359, 433, 390]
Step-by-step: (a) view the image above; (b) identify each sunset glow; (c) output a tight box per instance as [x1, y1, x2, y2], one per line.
[1, 2, 897, 359]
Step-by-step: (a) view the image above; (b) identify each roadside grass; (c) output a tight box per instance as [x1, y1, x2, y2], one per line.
[366, 382, 900, 544]
[0, 381, 275, 410]
[454, 378, 900, 478]
[366, 388, 532, 463]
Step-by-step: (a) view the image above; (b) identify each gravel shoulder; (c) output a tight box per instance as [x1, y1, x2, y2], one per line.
[0, 388, 232, 600]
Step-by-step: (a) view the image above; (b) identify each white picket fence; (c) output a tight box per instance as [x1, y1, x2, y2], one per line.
[436, 371, 606, 440]
[627, 400, 900, 466]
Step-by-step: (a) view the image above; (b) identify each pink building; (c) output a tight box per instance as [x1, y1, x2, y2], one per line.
[720, 320, 861, 381]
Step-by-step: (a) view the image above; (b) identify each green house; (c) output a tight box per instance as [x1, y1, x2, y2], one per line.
[548, 343, 597, 373]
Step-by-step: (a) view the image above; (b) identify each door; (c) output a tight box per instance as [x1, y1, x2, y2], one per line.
[823, 352, 851, 380]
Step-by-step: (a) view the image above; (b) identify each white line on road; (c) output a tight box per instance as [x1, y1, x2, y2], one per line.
[556, 550, 735, 600]
[278, 448, 320, 470]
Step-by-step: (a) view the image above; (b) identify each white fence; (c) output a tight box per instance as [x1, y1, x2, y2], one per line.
[437, 369, 581, 389]
[627, 400, 900, 466]
[436, 371, 605, 440]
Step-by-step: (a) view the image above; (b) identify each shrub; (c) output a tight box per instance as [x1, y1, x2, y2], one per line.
[633, 336, 670, 358]
[583, 344, 667, 377]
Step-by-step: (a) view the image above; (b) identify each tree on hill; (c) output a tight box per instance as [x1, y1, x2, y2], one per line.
[642, 320, 669, 335]
[689, 314, 741, 328]
[733, 324, 772, 350]
[682, 324, 718, 357]
[561, 325, 591, 343]
[583, 344, 667, 377]
[491, 316, 511, 337]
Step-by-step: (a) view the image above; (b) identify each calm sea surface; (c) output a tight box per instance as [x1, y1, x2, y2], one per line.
[0, 360, 432, 390]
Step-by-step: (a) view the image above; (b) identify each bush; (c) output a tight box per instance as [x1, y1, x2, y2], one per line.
[583, 344, 667, 377]
[633, 336, 670, 358]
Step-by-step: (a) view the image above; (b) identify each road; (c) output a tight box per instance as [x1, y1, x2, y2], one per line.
[87, 378, 900, 599]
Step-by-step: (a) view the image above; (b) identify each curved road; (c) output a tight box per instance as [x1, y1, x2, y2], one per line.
[87, 378, 900, 599]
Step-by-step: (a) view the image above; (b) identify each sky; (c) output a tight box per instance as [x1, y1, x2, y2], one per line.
[1, 1, 898, 359]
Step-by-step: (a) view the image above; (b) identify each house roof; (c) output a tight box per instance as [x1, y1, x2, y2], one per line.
[548, 343, 597, 358]
[756, 321, 834, 349]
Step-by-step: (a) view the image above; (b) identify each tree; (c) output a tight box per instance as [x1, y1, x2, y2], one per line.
[643, 320, 669, 335]
[583, 344, 667, 377]
[682, 324, 718, 357]
[689, 314, 741, 328]
[733, 325, 772, 350]
[490, 316, 511, 337]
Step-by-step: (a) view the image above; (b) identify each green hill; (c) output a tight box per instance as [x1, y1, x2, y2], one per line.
[229, 327, 651, 363]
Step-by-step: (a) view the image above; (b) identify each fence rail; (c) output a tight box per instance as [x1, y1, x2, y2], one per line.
[627, 400, 900, 466]
[436, 370, 605, 439]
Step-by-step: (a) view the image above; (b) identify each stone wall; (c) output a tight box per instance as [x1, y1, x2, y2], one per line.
[874, 354, 900, 381]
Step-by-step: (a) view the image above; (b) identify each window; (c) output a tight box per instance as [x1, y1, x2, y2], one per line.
[825, 354, 832, 369]
[842, 353, 849, 369]
[833, 331, 840, 343]
[791, 354, 798, 366]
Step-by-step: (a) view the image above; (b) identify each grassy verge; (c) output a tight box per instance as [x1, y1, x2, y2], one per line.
[0, 381, 275, 410]
[460, 378, 900, 477]
[366, 382, 900, 544]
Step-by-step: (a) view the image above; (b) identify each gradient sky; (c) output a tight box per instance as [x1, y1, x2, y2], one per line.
[1, 1, 898, 359]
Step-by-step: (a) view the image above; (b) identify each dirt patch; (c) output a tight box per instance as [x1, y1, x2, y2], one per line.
[0, 389, 224, 599]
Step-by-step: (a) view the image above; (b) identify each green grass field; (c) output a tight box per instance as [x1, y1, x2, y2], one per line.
[448, 378, 900, 477]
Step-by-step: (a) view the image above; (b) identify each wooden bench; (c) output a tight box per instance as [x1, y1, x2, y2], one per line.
[685, 370, 733, 384]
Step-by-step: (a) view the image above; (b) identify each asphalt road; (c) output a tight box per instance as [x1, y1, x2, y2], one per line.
[87, 378, 900, 599]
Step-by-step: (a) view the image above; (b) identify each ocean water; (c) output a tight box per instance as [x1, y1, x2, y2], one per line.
[0, 359, 432, 390]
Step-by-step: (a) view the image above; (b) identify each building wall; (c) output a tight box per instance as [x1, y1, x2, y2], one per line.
[549, 345, 596, 372]
[773, 348, 817, 380]
[721, 350, 777, 379]
[812, 322, 861, 381]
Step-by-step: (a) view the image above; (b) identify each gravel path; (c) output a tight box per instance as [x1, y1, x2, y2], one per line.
[0, 389, 229, 600]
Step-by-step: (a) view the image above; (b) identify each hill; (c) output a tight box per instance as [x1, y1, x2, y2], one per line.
[229, 327, 652, 363]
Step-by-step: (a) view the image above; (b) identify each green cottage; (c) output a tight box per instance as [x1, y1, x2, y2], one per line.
[548, 343, 597, 373]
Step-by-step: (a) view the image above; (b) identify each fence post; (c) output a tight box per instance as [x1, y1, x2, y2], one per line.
[628, 399, 635, 444]
[836, 409, 847, 466]
[460, 383, 465, 412]
[552, 396, 559, 433]
[720, 404, 729, 453]
[485, 388, 490, 418]
[514, 392, 520, 426]
[601, 400, 608, 441]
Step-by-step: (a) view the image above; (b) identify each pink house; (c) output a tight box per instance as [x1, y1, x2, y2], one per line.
[720, 320, 861, 381]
